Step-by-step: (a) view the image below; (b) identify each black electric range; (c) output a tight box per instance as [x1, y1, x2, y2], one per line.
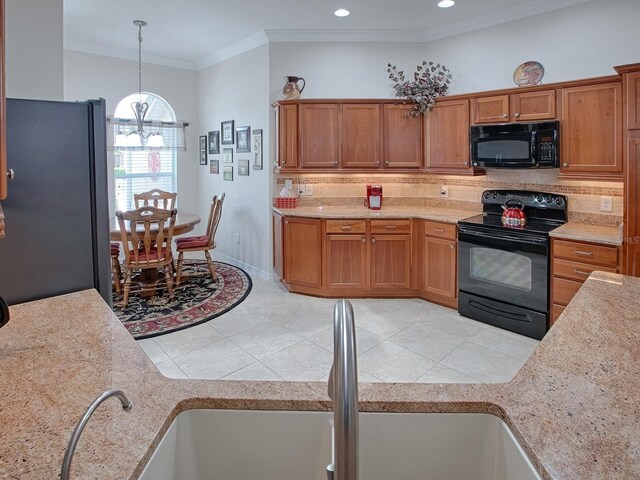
[457, 190, 567, 340]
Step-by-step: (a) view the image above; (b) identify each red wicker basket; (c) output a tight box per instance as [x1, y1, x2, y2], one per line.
[274, 197, 298, 209]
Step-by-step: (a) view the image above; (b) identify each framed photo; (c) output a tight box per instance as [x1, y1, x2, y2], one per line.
[236, 126, 251, 153]
[208, 130, 220, 154]
[210, 159, 219, 174]
[223, 148, 233, 163]
[223, 165, 233, 181]
[221, 120, 235, 145]
[252, 129, 263, 170]
[199, 135, 207, 165]
[238, 159, 250, 176]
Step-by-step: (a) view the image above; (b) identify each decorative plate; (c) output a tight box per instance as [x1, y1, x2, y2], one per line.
[513, 61, 545, 87]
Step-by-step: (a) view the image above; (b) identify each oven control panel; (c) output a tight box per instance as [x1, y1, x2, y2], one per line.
[481, 190, 567, 211]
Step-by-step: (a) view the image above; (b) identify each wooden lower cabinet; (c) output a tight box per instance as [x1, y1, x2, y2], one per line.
[283, 217, 322, 288]
[370, 234, 412, 289]
[272, 211, 284, 278]
[326, 234, 367, 289]
[423, 236, 457, 302]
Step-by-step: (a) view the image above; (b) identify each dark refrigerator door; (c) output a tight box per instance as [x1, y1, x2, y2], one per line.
[0, 98, 110, 305]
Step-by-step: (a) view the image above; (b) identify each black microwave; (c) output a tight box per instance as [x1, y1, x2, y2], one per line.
[470, 121, 559, 168]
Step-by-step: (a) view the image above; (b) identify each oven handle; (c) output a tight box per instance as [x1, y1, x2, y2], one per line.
[458, 226, 548, 244]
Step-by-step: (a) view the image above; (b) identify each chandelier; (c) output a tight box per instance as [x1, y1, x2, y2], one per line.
[114, 20, 164, 148]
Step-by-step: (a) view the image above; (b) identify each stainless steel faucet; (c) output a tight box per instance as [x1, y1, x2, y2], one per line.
[327, 299, 359, 480]
[61, 389, 132, 480]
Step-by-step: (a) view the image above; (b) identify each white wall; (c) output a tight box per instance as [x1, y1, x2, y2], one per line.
[5, 0, 64, 100]
[198, 45, 271, 277]
[269, 0, 640, 98]
[63, 50, 200, 217]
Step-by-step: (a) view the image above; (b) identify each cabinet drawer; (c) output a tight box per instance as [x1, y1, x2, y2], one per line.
[553, 277, 583, 306]
[370, 219, 411, 234]
[325, 219, 366, 234]
[551, 304, 565, 324]
[423, 220, 456, 240]
[553, 258, 617, 282]
[553, 239, 618, 267]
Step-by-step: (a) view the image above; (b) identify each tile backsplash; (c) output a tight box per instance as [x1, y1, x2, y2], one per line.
[275, 170, 623, 226]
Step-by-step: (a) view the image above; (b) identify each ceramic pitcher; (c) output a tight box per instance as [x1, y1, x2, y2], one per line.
[282, 76, 306, 99]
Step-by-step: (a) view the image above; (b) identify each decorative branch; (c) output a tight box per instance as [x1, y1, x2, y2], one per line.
[387, 61, 453, 117]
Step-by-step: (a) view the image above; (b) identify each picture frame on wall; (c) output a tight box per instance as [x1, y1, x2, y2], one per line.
[221, 120, 235, 145]
[208, 130, 220, 154]
[236, 126, 251, 153]
[210, 159, 219, 174]
[223, 165, 233, 181]
[252, 129, 263, 170]
[223, 148, 233, 163]
[238, 159, 250, 176]
[199, 135, 207, 165]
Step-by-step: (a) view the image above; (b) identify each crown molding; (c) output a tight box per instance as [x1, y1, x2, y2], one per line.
[422, 0, 593, 42]
[264, 29, 425, 43]
[195, 31, 269, 70]
[63, 39, 198, 70]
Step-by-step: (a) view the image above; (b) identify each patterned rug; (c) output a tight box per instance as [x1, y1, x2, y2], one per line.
[112, 260, 252, 340]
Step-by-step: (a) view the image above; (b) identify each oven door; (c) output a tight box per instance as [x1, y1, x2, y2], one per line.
[458, 226, 548, 312]
[471, 130, 536, 168]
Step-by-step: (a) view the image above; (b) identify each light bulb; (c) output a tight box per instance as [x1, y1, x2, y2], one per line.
[438, 0, 455, 7]
[334, 8, 350, 17]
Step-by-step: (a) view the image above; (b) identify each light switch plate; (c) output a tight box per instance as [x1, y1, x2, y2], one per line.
[305, 184, 314, 196]
[600, 196, 612, 212]
[284, 179, 293, 190]
[440, 186, 449, 198]
[298, 184, 306, 196]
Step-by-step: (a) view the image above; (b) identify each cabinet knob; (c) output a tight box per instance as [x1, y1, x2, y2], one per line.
[6, 169, 15, 181]
[514, 112, 520, 118]
[464, 161, 469, 166]
[284, 220, 289, 224]
[371, 237, 376, 244]
[502, 113, 508, 118]
[376, 160, 380, 165]
[450, 244, 454, 250]
[362, 237, 366, 243]
[333, 160, 338, 165]
[384, 160, 389, 165]
[562, 162, 569, 168]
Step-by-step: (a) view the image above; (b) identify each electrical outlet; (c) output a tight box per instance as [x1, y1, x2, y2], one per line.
[298, 184, 306, 196]
[284, 179, 293, 190]
[305, 184, 314, 196]
[440, 186, 449, 198]
[235, 232, 240, 244]
[600, 196, 612, 212]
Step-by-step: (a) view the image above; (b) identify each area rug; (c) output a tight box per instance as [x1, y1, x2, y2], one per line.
[112, 260, 252, 340]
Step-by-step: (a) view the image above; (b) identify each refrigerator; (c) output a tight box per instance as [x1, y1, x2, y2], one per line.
[0, 98, 111, 306]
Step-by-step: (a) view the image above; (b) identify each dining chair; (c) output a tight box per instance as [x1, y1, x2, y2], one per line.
[110, 242, 122, 294]
[134, 189, 177, 210]
[175, 193, 225, 286]
[116, 206, 178, 308]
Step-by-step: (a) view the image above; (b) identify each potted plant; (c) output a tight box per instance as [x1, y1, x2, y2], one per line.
[387, 61, 453, 117]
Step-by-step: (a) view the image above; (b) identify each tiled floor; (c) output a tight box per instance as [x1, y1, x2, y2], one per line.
[137, 277, 539, 383]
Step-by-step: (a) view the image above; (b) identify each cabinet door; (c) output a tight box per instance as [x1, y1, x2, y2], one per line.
[423, 236, 457, 300]
[278, 104, 298, 168]
[561, 82, 623, 175]
[342, 104, 382, 169]
[272, 212, 284, 279]
[383, 105, 423, 168]
[471, 95, 509, 124]
[0, 0, 6, 200]
[299, 104, 340, 168]
[626, 71, 640, 130]
[625, 136, 640, 275]
[425, 100, 470, 171]
[370, 234, 411, 289]
[511, 90, 556, 121]
[284, 217, 323, 288]
[326, 234, 367, 289]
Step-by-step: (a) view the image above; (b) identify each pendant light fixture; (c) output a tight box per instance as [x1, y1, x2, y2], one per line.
[114, 20, 165, 148]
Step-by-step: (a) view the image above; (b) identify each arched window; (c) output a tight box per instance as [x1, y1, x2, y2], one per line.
[112, 92, 177, 212]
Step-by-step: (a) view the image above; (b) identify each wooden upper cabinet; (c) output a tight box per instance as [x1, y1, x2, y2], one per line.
[283, 217, 323, 288]
[278, 104, 298, 169]
[626, 71, 640, 130]
[0, 0, 6, 201]
[472, 90, 556, 124]
[383, 104, 423, 168]
[560, 82, 623, 175]
[425, 100, 471, 171]
[510, 90, 556, 122]
[299, 104, 340, 168]
[341, 104, 382, 169]
[471, 95, 509, 124]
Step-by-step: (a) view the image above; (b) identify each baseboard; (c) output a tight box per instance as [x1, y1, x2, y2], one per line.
[210, 252, 272, 281]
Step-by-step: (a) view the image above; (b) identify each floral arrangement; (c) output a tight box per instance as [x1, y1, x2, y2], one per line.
[387, 61, 453, 117]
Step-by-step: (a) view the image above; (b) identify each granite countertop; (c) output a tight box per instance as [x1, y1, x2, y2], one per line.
[1, 275, 639, 479]
[550, 222, 623, 246]
[0, 202, 5, 239]
[272, 205, 478, 224]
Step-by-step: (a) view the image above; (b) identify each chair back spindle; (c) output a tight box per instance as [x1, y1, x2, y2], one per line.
[134, 189, 177, 210]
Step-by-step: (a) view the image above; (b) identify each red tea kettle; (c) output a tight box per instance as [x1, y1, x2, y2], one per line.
[501, 200, 527, 227]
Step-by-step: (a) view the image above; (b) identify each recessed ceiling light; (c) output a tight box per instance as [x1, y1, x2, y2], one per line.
[438, 0, 455, 7]
[334, 8, 351, 17]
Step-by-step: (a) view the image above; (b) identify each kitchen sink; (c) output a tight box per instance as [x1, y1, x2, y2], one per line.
[140, 410, 541, 480]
